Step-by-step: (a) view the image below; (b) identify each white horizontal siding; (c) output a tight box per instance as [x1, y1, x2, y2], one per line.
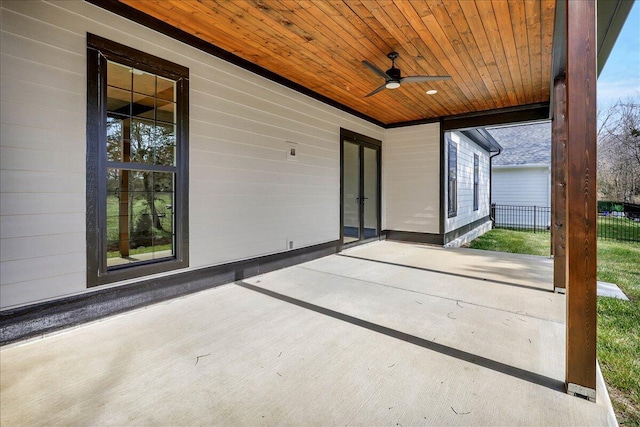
[445, 132, 491, 233]
[491, 166, 551, 228]
[384, 123, 441, 234]
[492, 167, 551, 207]
[0, 0, 383, 308]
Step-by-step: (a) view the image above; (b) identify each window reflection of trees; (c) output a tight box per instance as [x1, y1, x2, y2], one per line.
[106, 115, 175, 253]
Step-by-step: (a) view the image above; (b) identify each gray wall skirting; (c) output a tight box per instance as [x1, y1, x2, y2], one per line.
[383, 217, 492, 247]
[0, 240, 340, 346]
[444, 216, 492, 244]
[383, 230, 445, 245]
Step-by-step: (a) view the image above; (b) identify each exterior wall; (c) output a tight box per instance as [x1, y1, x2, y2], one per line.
[0, 0, 383, 309]
[383, 123, 440, 234]
[444, 221, 492, 248]
[444, 132, 491, 233]
[492, 165, 551, 229]
[492, 165, 551, 207]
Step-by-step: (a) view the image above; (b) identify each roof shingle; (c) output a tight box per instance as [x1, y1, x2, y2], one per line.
[486, 122, 551, 166]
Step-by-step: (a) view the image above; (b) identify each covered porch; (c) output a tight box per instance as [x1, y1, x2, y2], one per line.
[0, 241, 616, 425]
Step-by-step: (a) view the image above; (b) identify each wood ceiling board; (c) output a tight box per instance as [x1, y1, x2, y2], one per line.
[419, 5, 491, 111]
[509, 0, 535, 104]
[116, 0, 555, 126]
[215, 1, 417, 123]
[391, 1, 474, 114]
[540, 0, 556, 101]
[365, 1, 459, 115]
[318, 2, 450, 120]
[310, 1, 430, 111]
[525, 0, 543, 102]
[448, 1, 504, 107]
[472, 1, 519, 105]
[491, 0, 527, 105]
[258, 0, 413, 113]
[355, 1, 454, 116]
[457, 1, 512, 106]
[428, 0, 494, 108]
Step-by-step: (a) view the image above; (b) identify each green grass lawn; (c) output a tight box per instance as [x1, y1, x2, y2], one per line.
[469, 230, 640, 426]
[467, 228, 551, 256]
[105, 194, 174, 258]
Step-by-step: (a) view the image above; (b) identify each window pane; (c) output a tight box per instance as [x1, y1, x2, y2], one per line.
[106, 169, 175, 267]
[106, 87, 131, 115]
[129, 119, 156, 164]
[156, 76, 175, 101]
[154, 123, 176, 166]
[107, 61, 132, 91]
[132, 92, 156, 120]
[129, 171, 151, 254]
[152, 172, 175, 251]
[448, 140, 457, 216]
[157, 99, 176, 124]
[133, 70, 156, 96]
[106, 168, 133, 266]
[106, 116, 124, 162]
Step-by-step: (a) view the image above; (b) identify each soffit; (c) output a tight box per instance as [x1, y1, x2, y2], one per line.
[114, 0, 556, 126]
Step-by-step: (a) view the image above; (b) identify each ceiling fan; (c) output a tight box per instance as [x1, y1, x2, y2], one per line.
[362, 52, 451, 97]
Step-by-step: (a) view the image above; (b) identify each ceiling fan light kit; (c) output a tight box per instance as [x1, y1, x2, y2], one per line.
[363, 51, 451, 97]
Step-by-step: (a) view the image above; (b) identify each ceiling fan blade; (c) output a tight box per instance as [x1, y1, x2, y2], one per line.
[362, 60, 391, 80]
[364, 83, 388, 97]
[401, 75, 452, 83]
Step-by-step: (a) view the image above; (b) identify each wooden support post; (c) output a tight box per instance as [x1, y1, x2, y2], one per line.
[552, 77, 567, 293]
[565, 0, 597, 401]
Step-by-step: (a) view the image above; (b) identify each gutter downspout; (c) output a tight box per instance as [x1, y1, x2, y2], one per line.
[489, 148, 502, 225]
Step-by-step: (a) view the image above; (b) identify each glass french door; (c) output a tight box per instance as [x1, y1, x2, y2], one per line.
[341, 137, 380, 246]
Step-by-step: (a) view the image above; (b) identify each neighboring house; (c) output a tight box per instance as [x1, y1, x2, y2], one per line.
[487, 122, 552, 229]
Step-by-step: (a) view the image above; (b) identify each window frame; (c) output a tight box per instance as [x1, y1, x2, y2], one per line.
[473, 153, 479, 211]
[86, 34, 189, 287]
[447, 138, 457, 218]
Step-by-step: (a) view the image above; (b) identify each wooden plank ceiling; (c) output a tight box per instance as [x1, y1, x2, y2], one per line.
[119, 0, 556, 126]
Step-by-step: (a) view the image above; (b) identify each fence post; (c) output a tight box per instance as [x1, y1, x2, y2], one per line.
[490, 203, 496, 227]
[534, 206, 537, 233]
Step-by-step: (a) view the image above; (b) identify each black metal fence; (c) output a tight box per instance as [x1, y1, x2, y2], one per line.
[597, 202, 640, 243]
[490, 203, 640, 243]
[491, 204, 551, 233]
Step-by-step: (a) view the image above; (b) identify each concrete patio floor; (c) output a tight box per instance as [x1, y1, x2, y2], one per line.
[1, 241, 616, 426]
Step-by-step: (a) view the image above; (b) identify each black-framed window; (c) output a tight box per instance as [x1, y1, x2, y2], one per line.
[86, 34, 189, 287]
[473, 153, 479, 211]
[447, 139, 457, 218]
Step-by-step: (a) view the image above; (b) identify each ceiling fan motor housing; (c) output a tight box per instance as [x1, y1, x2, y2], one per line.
[386, 67, 401, 81]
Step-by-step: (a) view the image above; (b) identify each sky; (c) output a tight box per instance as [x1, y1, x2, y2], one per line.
[597, 1, 640, 111]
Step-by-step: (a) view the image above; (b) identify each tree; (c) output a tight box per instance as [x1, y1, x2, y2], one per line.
[106, 116, 175, 250]
[597, 94, 640, 203]
[129, 120, 172, 232]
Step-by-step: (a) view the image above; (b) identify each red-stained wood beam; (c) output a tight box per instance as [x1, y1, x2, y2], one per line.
[552, 76, 566, 292]
[565, 0, 597, 401]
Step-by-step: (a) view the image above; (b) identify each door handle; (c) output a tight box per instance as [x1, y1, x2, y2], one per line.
[356, 197, 369, 204]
